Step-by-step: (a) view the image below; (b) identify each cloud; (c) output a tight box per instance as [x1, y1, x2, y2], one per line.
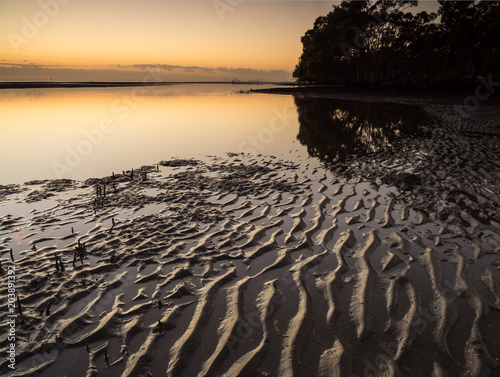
[0, 62, 293, 82]
[0, 62, 43, 68]
[124, 63, 291, 78]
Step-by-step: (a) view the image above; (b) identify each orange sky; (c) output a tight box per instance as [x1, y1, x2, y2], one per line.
[0, 0, 440, 82]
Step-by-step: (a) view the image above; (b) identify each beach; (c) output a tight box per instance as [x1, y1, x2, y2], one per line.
[1, 95, 500, 377]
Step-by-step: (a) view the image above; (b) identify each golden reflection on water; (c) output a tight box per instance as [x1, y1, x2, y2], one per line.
[0, 85, 300, 183]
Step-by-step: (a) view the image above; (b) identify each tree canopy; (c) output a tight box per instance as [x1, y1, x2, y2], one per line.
[293, 0, 500, 88]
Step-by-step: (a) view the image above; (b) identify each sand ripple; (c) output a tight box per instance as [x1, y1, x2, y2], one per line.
[1, 151, 500, 377]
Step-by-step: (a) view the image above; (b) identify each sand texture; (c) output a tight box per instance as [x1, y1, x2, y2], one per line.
[1, 104, 500, 377]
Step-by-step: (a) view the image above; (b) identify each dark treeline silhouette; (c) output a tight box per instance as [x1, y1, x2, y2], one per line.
[293, 0, 500, 88]
[295, 96, 433, 164]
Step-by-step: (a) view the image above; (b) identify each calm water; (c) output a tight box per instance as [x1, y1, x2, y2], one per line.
[0, 84, 303, 184]
[294, 96, 434, 164]
[0, 84, 432, 184]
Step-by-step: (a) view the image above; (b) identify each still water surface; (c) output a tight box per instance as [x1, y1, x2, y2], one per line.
[0, 84, 432, 184]
[1, 84, 303, 183]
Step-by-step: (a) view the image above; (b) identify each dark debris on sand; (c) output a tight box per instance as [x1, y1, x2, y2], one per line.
[0, 184, 25, 201]
[66, 159, 306, 215]
[160, 158, 202, 167]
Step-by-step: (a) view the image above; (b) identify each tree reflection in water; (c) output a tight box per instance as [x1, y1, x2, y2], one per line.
[295, 96, 434, 166]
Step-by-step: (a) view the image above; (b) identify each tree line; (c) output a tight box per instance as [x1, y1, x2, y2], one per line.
[293, 0, 500, 89]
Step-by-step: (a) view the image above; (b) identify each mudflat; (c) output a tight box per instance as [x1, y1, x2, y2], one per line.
[1, 96, 499, 377]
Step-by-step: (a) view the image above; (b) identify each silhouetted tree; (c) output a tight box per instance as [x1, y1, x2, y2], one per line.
[293, 0, 499, 88]
[438, 0, 500, 87]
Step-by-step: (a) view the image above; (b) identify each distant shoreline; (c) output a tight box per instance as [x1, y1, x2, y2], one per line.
[0, 81, 291, 89]
[3, 81, 498, 106]
[250, 85, 500, 106]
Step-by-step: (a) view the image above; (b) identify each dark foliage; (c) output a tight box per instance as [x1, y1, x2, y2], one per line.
[293, 0, 500, 88]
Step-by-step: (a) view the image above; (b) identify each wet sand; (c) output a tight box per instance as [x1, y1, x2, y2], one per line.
[1, 102, 500, 376]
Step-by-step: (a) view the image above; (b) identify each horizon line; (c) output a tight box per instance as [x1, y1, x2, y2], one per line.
[0, 80, 297, 89]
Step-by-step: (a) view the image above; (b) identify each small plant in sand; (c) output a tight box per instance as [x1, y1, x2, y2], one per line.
[109, 218, 116, 234]
[92, 183, 107, 213]
[54, 253, 65, 272]
[74, 239, 86, 265]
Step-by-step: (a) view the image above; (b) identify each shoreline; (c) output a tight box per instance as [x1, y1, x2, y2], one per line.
[0, 81, 288, 90]
[3, 81, 499, 107]
[251, 85, 500, 106]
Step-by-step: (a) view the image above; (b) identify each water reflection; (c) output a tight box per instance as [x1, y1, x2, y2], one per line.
[0, 84, 303, 184]
[0, 85, 436, 184]
[295, 97, 433, 163]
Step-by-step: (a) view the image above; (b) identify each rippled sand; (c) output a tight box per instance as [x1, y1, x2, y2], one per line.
[1, 107, 500, 377]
